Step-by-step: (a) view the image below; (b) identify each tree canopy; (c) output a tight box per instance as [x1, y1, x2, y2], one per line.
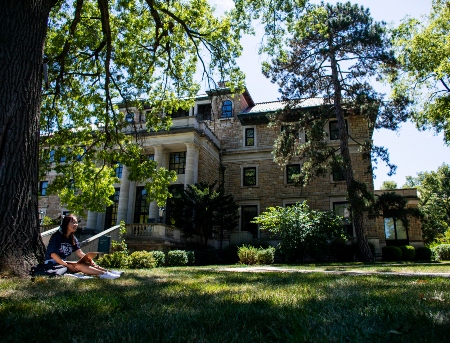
[40, 0, 247, 214]
[390, 0, 450, 144]
[380, 181, 398, 190]
[257, 2, 409, 261]
[0, 0, 246, 275]
[404, 163, 450, 244]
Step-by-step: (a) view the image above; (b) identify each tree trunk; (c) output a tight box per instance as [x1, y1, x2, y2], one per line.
[0, 1, 54, 276]
[329, 49, 374, 262]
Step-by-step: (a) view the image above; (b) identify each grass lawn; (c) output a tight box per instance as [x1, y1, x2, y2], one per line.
[1, 264, 449, 342]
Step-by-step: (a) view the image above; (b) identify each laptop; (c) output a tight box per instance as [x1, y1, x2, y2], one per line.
[76, 252, 99, 265]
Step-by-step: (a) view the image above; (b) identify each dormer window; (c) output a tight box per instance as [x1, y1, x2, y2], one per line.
[221, 100, 232, 118]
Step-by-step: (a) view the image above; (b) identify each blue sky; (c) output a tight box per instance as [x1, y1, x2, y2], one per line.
[209, 0, 450, 189]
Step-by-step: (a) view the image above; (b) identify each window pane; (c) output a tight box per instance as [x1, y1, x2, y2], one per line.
[222, 100, 232, 118]
[286, 164, 301, 184]
[104, 188, 120, 229]
[396, 220, 408, 240]
[384, 218, 396, 240]
[243, 167, 256, 186]
[134, 186, 149, 223]
[245, 128, 254, 146]
[169, 152, 186, 174]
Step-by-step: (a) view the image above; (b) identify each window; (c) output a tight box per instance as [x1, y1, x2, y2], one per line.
[104, 188, 120, 229]
[172, 108, 189, 118]
[286, 164, 301, 184]
[241, 205, 258, 238]
[332, 166, 345, 182]
[197, 104, 212, 120]
[125, 112, 134, 123]
[49, 150, 55, 162]
[134, 186, 149, 223]
[384, 218, 408, 244]
[333, 202, 353, 237]
[245, 128, 255, 146]
[39, 181, 48, 196]
[115, 162, 123, 179]
[169, 152, 186, 174]
[243, 167, 257, 186]
[329, 120, 348, 140]
[222, 100, 233, 118]
[147, 154, 154, 161]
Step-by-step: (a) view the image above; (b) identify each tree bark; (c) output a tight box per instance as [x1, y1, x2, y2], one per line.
[329, 47, 374, 262]
[0, 0, 54, 276]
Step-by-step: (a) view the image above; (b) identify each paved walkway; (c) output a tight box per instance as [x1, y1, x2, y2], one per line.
[215, 266, 450, 278]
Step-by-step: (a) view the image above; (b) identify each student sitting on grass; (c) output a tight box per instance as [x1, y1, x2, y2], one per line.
[45, 214, 122, 279]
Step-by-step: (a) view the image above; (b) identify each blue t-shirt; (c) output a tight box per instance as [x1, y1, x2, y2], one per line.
[45, 230, 80, 261]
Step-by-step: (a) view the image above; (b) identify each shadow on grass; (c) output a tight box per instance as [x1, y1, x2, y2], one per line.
[1, 269, 449, 342]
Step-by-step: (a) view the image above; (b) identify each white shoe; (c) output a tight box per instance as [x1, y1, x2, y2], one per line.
[99, 271, 120, 279]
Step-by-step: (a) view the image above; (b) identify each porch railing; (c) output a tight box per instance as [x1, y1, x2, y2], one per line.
[125, 223, 180, 240]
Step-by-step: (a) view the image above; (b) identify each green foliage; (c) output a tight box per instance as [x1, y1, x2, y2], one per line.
[167, 250, 188, 267]
[186, 251, 195, 266]
[390, 0, 450, 144]
[111, 221, 128, 254]
[97, 251, 129, 268]
[128, 251, 156, 269]
[38, 0, 247, 214]
[256, 246, 276, 265]
[415, 247, 432, 261]
[151, 251, 166, 267]
[41, 216, 56, 226]
[431, 244, 450, 261]
[382, 246, 402, 261]
[237, 245, 258, 265]
[253, 202, 346, 262]
[380, 181, 398, 190]
[254, 2, 408, 262]
[169, 182, 239, 245]
[405, 164, 450, 244]
[398, 245, 416, 261]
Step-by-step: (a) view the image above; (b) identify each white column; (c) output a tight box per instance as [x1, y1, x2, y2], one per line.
[86, 211, 97, 229]
[184, 142, 199, 188]
[116, 165, 130, 224]
[149, 145, 166, 221]
[127, 181, 136, 223]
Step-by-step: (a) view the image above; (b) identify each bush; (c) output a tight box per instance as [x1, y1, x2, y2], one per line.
[415, 247, 432, 261]
[167, 250, 188, 266]
[221, 245, 239, 264]
[128, 251, 156, 269]
[431, 244, 450, 261]
[151, 251, 166, 267]
[382, 246, 402, 261]
[97, 251, 129, 268]
[256, 246, 276, 265]
[237, 245, 258, 265]
[186, 251, 195, 266]
[399, 245, 416, 261]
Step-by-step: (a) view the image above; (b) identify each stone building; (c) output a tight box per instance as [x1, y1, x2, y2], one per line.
[38, 86, 423, 252]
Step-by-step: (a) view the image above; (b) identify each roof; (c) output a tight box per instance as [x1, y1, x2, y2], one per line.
[238, 98, 327, 125]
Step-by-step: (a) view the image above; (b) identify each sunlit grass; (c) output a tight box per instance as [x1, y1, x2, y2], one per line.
[1, 266, 449, 342]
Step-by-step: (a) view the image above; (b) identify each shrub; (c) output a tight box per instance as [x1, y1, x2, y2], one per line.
[128, 251, 156, 269]
[431, 244, 450, 261]
[186, 251, 195, 266]
[415, 247, 432, 261]
[237, 245, 258, 265]
[151, 251, 166, 267]
[221, 245, 239, 264]
[382, 246, 402, 261]
[256, 246, 276, 265]
[97, 251, 129, 268]
[399, 245, 416, 261]
[167, 250, 188, 266]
